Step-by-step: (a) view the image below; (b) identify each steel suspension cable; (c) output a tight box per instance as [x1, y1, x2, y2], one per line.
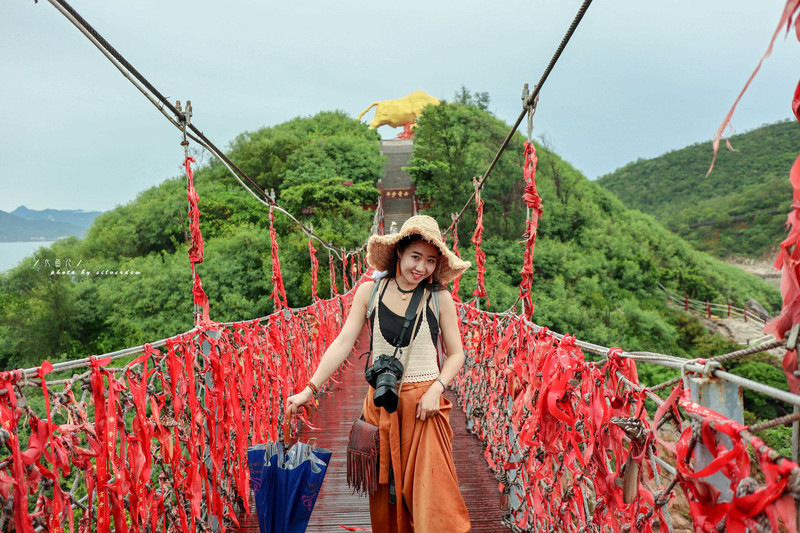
[42, 0, 367, 259]
[446, 0, 594, 235]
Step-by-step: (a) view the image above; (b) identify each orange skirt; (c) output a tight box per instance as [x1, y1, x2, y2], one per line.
[362, 380, 471, 533]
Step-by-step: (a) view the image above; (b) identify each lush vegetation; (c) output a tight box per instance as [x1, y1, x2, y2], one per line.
[0, 99, 789, 438]
[596, 119, 800, 259]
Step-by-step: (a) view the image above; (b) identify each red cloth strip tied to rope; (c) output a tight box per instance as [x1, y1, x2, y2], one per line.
[654, 379, 799, 532]
[449, 216, 463, 302]
[0, 370, 35, 533]
[450, 308, 670, 532]
[471, 194, 489, 307]
[185, 156, 210, 324]
[269, 206, 289, 310]
[309, 237, 320, 300]
[708, 0, 800, 175]
[342, 254, 351, 292]
[329, 252, 339, 296]
[519, 141, 542, 319]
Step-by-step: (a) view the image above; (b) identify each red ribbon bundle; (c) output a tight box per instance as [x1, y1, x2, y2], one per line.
[309, 237, 320, 301]
[652, 381, 800, 532]
[329, 253, 339, 296]
[453, 302, 799, 531]
[342, 255, 351, 292]
[518, 141, 542, 319]
[0, 369, 36, 533]
[268, 207, 289, 310]
[450, 218, 463, 302]
[451, 307, 672, 532]
[185, 156, 210, 324]
[471, 195, 488, 307]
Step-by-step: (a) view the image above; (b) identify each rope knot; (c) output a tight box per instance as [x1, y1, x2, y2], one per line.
[611, 417, 648, 443]
[701, 360, 722, 377]
[607, 347, 624, 360]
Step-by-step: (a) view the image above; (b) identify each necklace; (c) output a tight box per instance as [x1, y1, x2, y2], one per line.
[395, 278, 415, 300]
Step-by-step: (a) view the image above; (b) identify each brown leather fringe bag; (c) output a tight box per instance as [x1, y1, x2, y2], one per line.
[346, 416, 380, 495]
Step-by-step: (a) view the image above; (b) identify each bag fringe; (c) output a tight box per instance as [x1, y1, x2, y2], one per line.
[347, 448, 378, 496]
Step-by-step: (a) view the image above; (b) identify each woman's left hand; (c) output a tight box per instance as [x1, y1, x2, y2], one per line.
[416, 386, 443, 421]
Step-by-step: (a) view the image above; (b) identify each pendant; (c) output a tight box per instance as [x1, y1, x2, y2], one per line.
[401, 294, 407, 300]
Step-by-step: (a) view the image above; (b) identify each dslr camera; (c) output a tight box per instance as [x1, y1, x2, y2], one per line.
[364, 354, 404, 413]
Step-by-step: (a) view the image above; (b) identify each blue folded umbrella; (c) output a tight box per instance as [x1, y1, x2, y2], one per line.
[248, 440, 332, 533]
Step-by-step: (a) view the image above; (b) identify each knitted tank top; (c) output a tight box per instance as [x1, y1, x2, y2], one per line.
[371, 280, 440, 384]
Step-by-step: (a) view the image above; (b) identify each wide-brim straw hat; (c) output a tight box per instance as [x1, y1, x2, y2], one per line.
[366, 215, 471, 284]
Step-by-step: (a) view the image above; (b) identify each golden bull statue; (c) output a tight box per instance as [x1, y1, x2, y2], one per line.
[357, 90, 441, 131]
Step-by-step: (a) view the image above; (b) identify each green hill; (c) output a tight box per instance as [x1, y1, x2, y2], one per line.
[596, 119, 800, 259]
[0, 104, 786, 423]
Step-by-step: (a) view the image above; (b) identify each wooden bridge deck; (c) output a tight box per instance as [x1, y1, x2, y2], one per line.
[236, 333, 508, 532]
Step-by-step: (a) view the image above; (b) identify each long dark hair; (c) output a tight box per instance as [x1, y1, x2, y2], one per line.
[386, 234, 445, 292]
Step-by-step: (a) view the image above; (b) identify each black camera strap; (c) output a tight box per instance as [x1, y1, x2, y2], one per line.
[392, 283, 426, 354]
[364, 280, 426, 373]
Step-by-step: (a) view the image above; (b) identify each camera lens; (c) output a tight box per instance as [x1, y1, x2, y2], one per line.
[374, 372, 399, 413]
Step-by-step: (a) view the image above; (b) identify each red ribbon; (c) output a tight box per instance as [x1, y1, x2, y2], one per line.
[471, 195, 488, 307]
[342, 254, 351, 292]
[450, 217, 462, 302]
[709, 1, 800, 174]
[518, 141, 542, 318]
[0, 372, 34, 533]
[329, 252, 339, 296]
[126, 346, 156, 530]
[269, 206, 289, 310]
[184, 156, 210, 324]
[309, 238, 319, 300]
[89, 356, 112, 533]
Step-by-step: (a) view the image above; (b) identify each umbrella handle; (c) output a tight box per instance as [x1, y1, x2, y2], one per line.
[283, 409, 294, 447]
[283, 403, 313, 446]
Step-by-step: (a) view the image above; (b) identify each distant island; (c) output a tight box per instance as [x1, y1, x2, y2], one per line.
[0, 206, 103, 242]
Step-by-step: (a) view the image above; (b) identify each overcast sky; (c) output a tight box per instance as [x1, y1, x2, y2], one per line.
[1, 1, 798, 214]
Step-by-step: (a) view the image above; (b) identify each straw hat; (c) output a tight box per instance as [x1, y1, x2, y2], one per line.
[366, 215, 471, 284]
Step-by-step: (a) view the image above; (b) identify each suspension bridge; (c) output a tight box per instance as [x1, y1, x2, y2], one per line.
[4, 0, 800, 532]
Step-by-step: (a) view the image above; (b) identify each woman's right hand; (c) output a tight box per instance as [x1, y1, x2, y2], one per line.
[286, 387, 315, 417]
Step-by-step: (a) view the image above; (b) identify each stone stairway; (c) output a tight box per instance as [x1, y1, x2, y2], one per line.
[378, 139, 416, 231]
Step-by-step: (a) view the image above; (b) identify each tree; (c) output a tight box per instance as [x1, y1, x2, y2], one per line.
[453, 85, 490, 111]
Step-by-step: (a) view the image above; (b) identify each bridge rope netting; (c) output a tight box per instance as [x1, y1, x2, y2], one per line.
[4, 0, 800, 532]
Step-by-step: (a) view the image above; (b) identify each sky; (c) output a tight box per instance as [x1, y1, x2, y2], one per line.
[1, 0, 798, 215]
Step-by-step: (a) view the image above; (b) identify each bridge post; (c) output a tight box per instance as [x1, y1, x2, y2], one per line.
[688, 375, 744, 502]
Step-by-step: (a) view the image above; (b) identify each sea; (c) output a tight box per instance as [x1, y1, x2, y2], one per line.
[0, 241, 55, 272]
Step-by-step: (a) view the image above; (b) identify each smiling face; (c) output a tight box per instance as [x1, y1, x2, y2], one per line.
[396, 240, 439, 289]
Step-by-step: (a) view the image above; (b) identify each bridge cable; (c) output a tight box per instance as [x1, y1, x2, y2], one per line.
[41, 0, 365, 260]
[445, 0, 594, 235]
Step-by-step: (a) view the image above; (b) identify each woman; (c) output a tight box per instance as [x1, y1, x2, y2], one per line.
[286, 215, 472, 533]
